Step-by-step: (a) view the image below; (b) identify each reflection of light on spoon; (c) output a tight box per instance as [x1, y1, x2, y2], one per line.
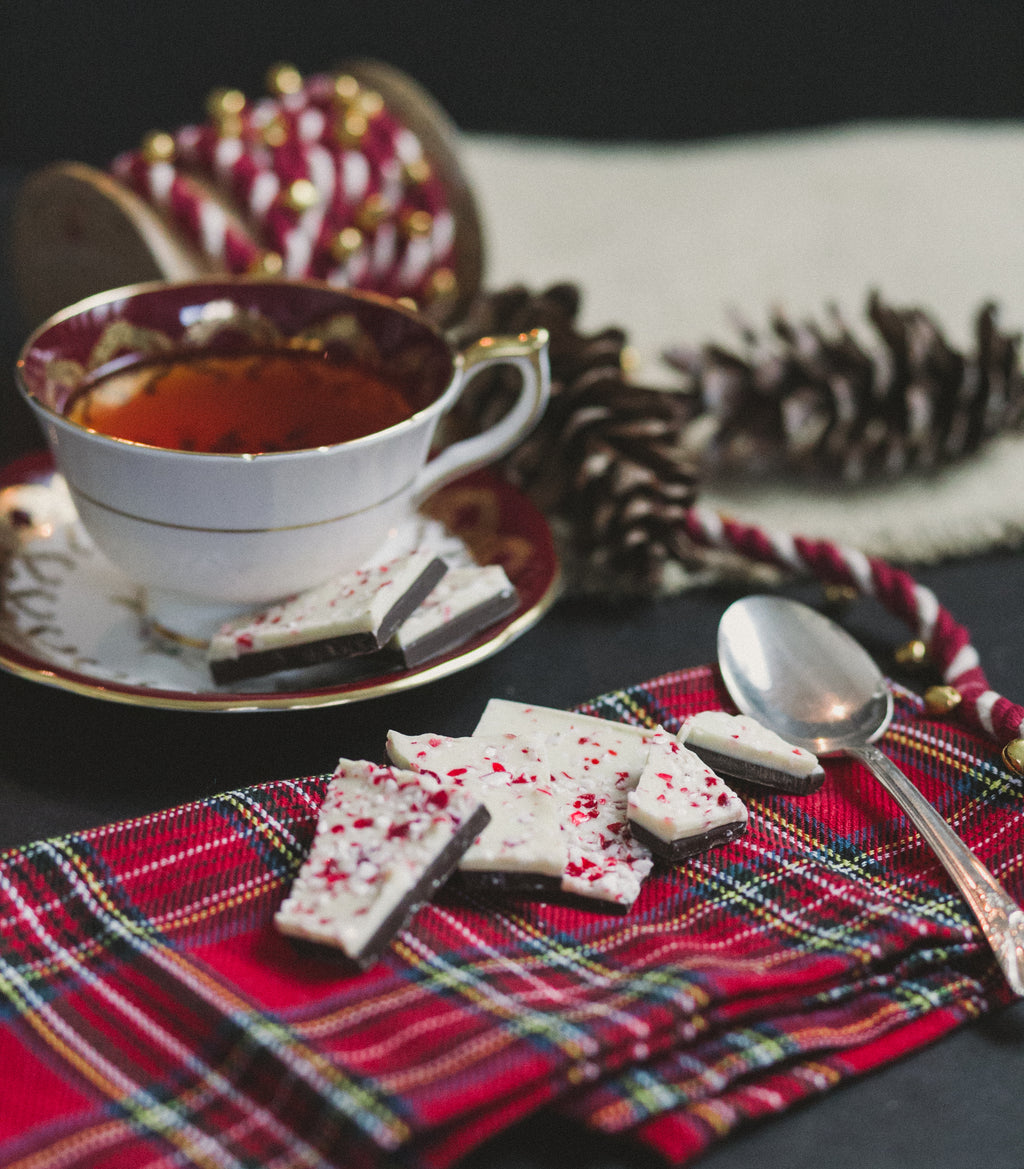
[729, 606, 773, 691]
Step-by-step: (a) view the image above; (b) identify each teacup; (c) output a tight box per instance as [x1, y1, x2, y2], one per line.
[15, 279, 550, 638]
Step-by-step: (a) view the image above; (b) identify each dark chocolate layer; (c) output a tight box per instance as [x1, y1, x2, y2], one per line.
[628, 815, 748, 863]
[688, 745, 826, 795]
[454, 869, 564, 899]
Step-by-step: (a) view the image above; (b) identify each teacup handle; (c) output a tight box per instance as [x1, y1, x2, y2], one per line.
[410, 328, 551, 503]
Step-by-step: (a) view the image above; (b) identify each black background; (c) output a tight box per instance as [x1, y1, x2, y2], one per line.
[4, 0, 1024, 168]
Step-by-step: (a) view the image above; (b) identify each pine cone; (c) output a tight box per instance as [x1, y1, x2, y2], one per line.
[451, 283, 703, 592]
[664, 292, 1024, 483]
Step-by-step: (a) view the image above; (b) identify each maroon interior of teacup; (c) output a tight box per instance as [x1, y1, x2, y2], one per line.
[17, 279, 455, 418]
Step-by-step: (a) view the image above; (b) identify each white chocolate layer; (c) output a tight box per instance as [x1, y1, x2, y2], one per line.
[386, 730, 566, 877]
[474, 700, 655, 908]
[680, 710, 820, 778]
[628, 729, 747, 844]
[274, 758, 482, 962]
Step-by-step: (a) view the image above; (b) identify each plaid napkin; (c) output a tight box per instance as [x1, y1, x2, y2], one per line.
[1, 664, 1021, 1168]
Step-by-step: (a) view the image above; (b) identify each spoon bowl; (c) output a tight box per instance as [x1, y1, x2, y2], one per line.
[718, 593, 893, 754]
[718, 594, 1024, 997]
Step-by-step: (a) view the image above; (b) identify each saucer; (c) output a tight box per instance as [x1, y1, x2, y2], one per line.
[0, 452, 560, 711]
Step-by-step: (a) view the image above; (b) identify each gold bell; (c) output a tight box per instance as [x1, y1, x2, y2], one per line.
[247, 251, 284, 276]
[823, 583, 859, 609]
[355, 192, 389, 233]
[620, 345, 641, 376]
[402, 157, 432, 186]
[425, 267, 458, 302]
[355, 89, 384, 119]
[267, 62, 303, 97]
[1001, 738, 1024, 777]
[329, 227, 363, 263]
[281, 178, 320, 213]
[207, 87, 246, 118]
[331, 73, 360, 105]
[206, 87, 246, 136]
[924, 685, 962, 715]
[335, 110, 369, 148]
[260, 114, 289, 148]
[141, 130, 176, 163]
[402, 209, 433, 239]
[894, 639, 929, 668]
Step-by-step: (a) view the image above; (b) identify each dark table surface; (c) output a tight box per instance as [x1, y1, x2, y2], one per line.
[2, 165, 1023, 1168]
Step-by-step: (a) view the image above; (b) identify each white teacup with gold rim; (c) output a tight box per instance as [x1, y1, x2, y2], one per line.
[15, 279, 550, 640]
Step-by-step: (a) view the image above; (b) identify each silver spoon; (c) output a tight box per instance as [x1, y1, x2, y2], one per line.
[717, 594, 1024, 996]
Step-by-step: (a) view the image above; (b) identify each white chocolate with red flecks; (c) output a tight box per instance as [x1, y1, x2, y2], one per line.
[208, 548, 445, 664]
[274, 758, 485, 963]
[679, 710, 820, 778]
[386, 730, 566, 877]
[628, 729, 748, 844]
[473, 700, 656, 908]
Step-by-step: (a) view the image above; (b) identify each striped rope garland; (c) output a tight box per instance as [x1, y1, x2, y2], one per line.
[680, 504, 1024, 763]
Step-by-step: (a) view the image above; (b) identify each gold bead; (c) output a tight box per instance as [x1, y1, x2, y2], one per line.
[402, 209, 433, 239]
[267, 62, 303, 97]
[281, 178, 320, 213]
[247, 251, 283, 276]
[924, 685, 962, 715]
[355, 192, 389, 233]
[355, 89, 384, 118]
[260, 115, 288, 148]
[402, 157, 432, 186]
[335, 110, 368, 147]
[329, 226, 363, 262]
[331, 73, 360, 105]
[141, 131, 175, 163]
[1002, 738, 1024, 777]
[894, 639, 929, 668]
[823, 583, 859, 608]
[619, 345, 641, 376]
[426, 267, 458, 301]
[206, 87, 246, 122]
[215, 115, 244, 139]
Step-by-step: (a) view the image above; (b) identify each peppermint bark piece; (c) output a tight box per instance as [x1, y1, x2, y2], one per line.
[627, 729, 748, 862]
[386, 730, 566, 895]
[274, 759, 489, 968]
[680, 710, 825, 795]
[474, 700, 656, 911]
[390, 564, 519, 668]
[207, 549, 447, 684]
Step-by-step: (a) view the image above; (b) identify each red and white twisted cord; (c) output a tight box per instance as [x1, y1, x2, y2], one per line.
[681, 504, 1024, 749]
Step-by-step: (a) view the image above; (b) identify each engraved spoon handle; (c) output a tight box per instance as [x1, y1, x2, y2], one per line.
[850, 742, 1024, 996]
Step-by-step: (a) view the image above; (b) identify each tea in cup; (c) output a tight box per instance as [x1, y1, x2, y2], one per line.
[16, 279, 550, 638]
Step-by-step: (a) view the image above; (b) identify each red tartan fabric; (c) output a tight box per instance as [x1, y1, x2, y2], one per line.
[0, 664, 1021, 1168]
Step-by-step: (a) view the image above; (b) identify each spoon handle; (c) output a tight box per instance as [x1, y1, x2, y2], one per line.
[849, 743, 1024, 996]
